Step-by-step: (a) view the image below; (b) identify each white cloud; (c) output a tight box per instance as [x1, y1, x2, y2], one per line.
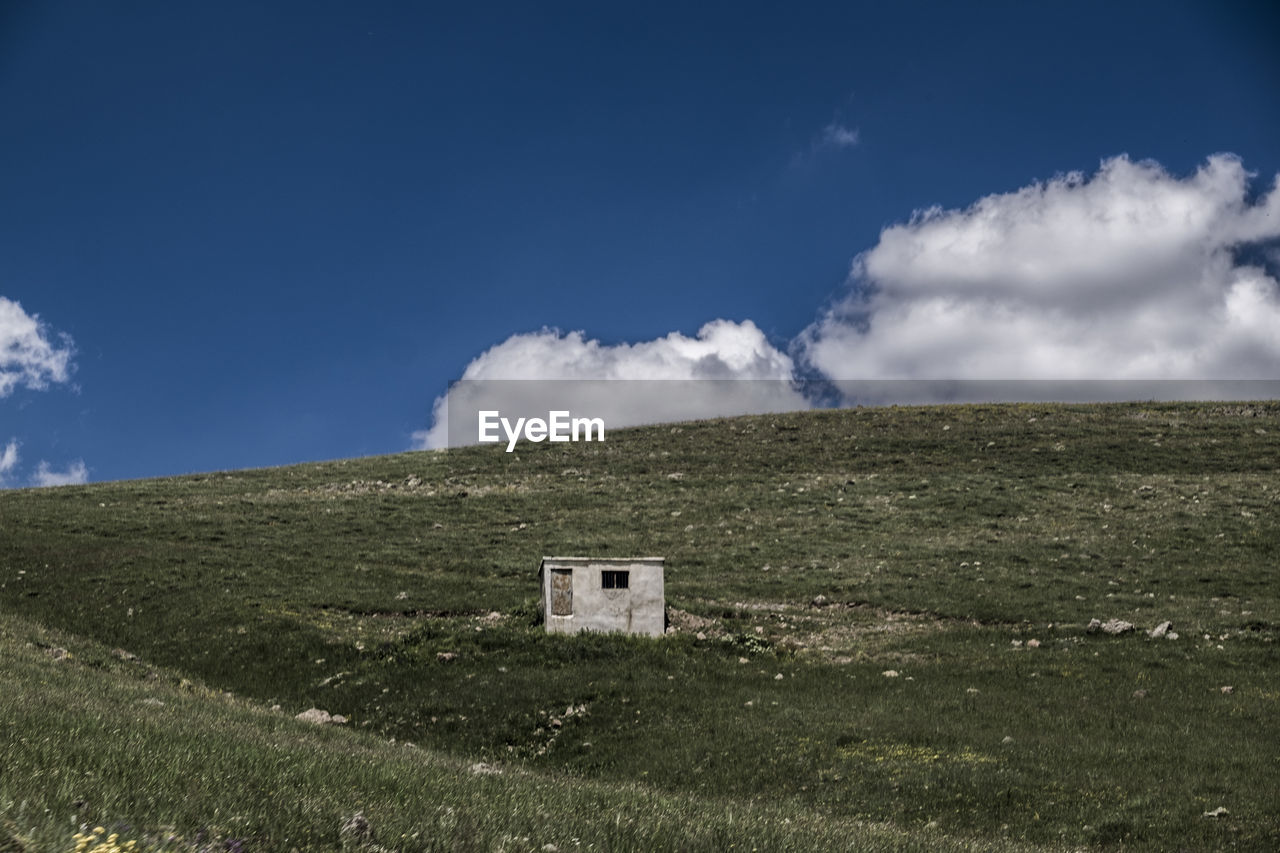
[819, 122, 859, 150]
[800, 154, 1280, 383]
[792, 119, 860, 168]
[448, 318, 796, 381]
[418, 152, 1280, 448]
[414, 319, 808, 449]
[0, 296, 75, 397]
[0, 439, 17, 486]
[32, 459, 88, 488]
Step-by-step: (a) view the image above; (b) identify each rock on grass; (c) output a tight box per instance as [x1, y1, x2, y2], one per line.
[296, 708, 347, 725]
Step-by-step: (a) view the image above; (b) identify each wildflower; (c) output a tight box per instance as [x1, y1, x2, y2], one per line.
[67, 825, 142, 853]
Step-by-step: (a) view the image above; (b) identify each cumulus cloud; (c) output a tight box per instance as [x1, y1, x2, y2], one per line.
[32, 459, 88, 488]
[447, 318, 796, 381]
[0, 439, 18, 486]
[418, 152, 1280, 448]
[800, 154, 1280, 385]
[414, 319, 808, 449]
[0, 296, 74, 397]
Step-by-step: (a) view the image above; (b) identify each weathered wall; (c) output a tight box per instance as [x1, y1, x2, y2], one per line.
[540, 557, 665, 637]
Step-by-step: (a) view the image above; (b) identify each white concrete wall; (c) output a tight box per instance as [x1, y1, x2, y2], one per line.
[541, 557, 664, 637]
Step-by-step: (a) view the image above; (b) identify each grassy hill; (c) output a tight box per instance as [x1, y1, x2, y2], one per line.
[2, 400, 1277, 851]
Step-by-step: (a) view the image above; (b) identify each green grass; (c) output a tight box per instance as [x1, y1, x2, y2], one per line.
[2, 400, 1278, 850]
[3, 610, 1044, 853]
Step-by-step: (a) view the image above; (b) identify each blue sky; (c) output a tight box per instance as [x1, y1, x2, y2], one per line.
[3, 1, 1278, 483]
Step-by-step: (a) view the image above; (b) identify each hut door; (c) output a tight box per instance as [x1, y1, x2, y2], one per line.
[550, 569, 573, 616]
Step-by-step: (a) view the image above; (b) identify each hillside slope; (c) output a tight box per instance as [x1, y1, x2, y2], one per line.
[2, 401, 1278, 850]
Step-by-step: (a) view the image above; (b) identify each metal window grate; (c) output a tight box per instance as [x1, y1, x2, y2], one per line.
[601, 570, 629, 589]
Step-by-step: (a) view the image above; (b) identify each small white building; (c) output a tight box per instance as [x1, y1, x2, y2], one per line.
[539, 556, 665, 637]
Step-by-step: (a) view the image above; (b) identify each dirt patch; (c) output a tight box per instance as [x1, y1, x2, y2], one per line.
[666, 607, 723, 636]
[672, 598, 947, 662]
[790, 604, 945, 661]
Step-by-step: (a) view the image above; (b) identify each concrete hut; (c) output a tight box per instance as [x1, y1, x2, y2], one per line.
[539, 556, 665, 637]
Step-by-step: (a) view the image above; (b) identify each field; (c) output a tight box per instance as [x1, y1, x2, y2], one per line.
[2, 401, 1277, 851]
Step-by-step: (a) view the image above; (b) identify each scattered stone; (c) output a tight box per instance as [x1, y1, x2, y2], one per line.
[1220, 686, 1234, 694]
[1148, 621, 1173, 639]
[1132, 690, 1147, 699]
[966, 687, 979, 694]
[1088, 618, 1135, 635]
[695, 631, 706, 641]
[395, 591, 408, 600]
[810, 594, 830, 608]
[139, 697, 165, 707]
[1165, 631, 1179, 641]
[295, 708, 346, 725]
[1011, 640, 1023, 648]
[469, 762, 503, 776]
[1001, 735, 1014, 744]
[1026, 638, 1041, 648]
[111, 648, 139, 662]
[882, 670, 900, 678]
[46, 647, 70, 661]
[340, 811, 373, 844]
[774, 673, 784, 681]
[436, 652, 458, 663]
[1203, 806, 1229, 818]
